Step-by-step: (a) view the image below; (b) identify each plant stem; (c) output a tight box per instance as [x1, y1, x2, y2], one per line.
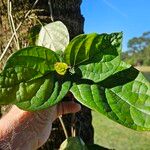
[7, 0, 20, 50]
[71, 113, 76, 137]
[48, 0, 54, 22]
[59, 116, 69, 139]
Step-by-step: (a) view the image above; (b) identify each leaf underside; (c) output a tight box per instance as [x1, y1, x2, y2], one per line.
[36, 21, 69, 51]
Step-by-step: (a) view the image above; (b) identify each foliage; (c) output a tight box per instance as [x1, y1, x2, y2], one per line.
[59, 137, 87, 150]
[0, 22, 150, 132]
[123, 31, 150, 66]
[36, 21, 69, 51]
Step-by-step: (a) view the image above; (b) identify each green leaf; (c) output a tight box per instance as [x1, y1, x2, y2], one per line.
[0, 46, 71, 110]
[106, 72, 150, 130]
[36, 21, 69, 51]
[70, 81, 119, 125]
[101, 62, 150, 129]
[4, 46, 59, 78]
[100, 62, 138, 88]
[64, 32, 122, 82]
[16, 76, 71, 111]
[0, 69, 71, 110]
[0, 46, 59, 104]
[64, 32, 122, 66]
[70, 82, 108, 115]
[71, 62, 150, 130]
[76, 56, 120, 83]
[59, 137, 87, 150]
[0, 67, 44, 104]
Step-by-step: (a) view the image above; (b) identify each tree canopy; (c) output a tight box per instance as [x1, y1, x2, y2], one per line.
[123, 31, 150, 66]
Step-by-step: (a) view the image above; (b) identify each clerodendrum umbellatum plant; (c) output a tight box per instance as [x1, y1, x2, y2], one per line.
[0, 21, 150, 131]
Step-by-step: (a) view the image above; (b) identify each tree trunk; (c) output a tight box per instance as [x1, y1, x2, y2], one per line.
[0, 0, 94, 149]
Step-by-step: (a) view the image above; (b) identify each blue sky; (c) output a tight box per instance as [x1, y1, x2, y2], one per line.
[81, 0, 150, 51]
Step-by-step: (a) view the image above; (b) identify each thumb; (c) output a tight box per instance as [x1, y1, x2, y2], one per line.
[53, 101, 81, 121]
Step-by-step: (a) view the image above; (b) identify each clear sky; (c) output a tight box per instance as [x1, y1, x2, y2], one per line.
[81, 0, 150, 51]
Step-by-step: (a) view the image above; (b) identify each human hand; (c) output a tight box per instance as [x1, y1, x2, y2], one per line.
[0, 101, 81, 150]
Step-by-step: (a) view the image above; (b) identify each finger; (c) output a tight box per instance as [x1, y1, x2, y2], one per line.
[55, 101, 81, 120]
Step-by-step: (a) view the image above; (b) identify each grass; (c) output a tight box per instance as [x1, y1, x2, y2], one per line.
[143, 72, 150, 81]
[92, 111, 150, 150]
[92, 67, 150, 150]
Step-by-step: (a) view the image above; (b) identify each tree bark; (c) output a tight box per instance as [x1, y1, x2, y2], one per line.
[0, 0, 94, 149]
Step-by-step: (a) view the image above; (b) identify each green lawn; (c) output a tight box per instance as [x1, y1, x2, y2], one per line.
[92, 71, 150, 150]
[143, 72, 150, 81]
[92, 111, 150, 150]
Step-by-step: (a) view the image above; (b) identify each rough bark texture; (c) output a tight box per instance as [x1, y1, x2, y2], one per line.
[0, 0, 94, 149]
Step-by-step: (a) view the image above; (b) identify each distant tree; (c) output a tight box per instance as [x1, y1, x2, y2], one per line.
[123, 31, 150, 66]
[128, 32, 150, 52]
[128, 37, 145, 52]
[142, 45, 150, 65]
